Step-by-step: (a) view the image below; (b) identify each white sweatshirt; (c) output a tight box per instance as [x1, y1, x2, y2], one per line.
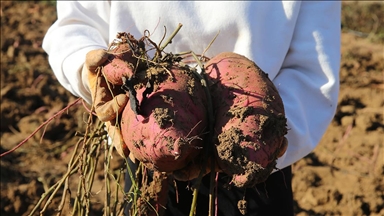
[43, 1, 341, 171]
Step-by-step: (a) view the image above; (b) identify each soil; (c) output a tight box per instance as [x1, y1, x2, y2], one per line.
[1, 1, 383, 216]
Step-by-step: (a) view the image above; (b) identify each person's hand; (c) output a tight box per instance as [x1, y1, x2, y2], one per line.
[83, 49, 128, 121]
[82, 49, 129, 158]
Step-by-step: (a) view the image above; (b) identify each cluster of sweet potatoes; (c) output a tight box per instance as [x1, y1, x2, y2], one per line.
[100, 33, 287, 189]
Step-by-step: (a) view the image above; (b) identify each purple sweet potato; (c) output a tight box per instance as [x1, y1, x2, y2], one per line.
[205, 52, 288, 188]
[121, 64, 208, 173]
[101, 42, 138, 85]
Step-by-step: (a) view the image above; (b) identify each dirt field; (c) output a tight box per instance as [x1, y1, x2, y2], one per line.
[1, 1, 383, 215]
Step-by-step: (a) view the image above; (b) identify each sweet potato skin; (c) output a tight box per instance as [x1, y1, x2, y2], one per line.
[121, 65, 208, 173]
[205, 52, 288, 188]
[102, 43, 138, 85]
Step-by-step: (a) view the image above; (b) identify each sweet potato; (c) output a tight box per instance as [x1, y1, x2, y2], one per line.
[205, 52, 288, 188]
[120, 64, 208, 173]
[102, 33, 144, 85]
[101, 42, 137, 85]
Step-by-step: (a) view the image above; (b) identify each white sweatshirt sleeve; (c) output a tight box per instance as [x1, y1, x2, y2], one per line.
[42, 1, 111, 104]
[272, 1, 341, 169]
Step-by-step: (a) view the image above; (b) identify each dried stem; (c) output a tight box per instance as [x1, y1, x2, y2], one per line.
[104, 141, 114, 216]
[0, 98, 82, 157]
[159, 23, 183, 52]
[56, 138, 83, 216]
[201, 31, 220, 61]
[112, 168, 124, 215]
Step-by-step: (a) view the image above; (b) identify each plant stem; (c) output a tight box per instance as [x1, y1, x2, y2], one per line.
[56, 139, 83, 216]
[160, 23, 183, 52]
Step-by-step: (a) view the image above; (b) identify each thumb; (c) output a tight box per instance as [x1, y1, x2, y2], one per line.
[86, 49, 109, 71]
